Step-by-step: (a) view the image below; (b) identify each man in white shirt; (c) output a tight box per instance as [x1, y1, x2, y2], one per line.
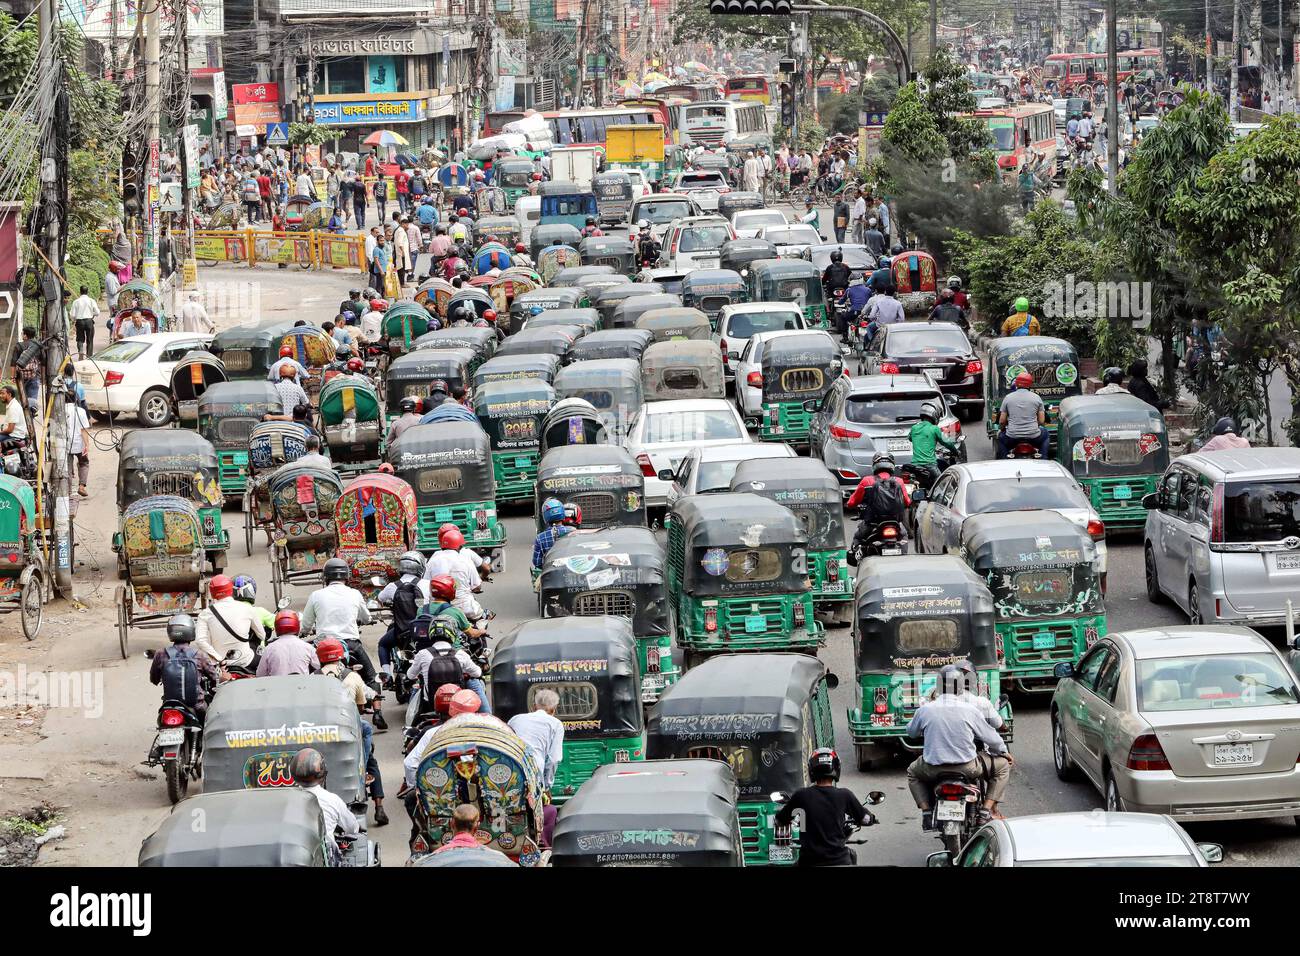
[422, 532, 488, 621]
[65, 395, 91, 495]
[850, 190, 868, 244]
[177, 292, 214, 334]
[295, 168, 314, 198]
[194, 575, 263, 668]
[301, 559, 371, 643]
[507, 689, 564, 790]
[69, 285, 99, 360]
[1078, 114, 1094, 141]
[290, 749, 360, 858]
[0, 385, 28, 450]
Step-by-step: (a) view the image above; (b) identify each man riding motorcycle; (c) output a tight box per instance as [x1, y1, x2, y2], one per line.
[149, 612, 219, 721]
[773, 748, 876, 867]
[928, 287, 968, 330]
[996, 371, 1049, 459]
[232, 574, 275, 637]
[1001, 296, 1041, 337]
[581, 216, 604, 238]
[301, 557, 385, 728]
[635, 220, 661, 266]
[375, 549, 430, 686]
[907, 402, 960, 490]
[194, 574, 263, 672]
[845, 453, 911, 555]
[821, 250, 853, 306]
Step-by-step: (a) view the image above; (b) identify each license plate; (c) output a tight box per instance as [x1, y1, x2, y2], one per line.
[514, 457, 531, 468]
[1032, 632, 1057, 650]
[155, 729, 185, 746]
[768, 845, 794, 862]
[434, 508, 454, 522]
[744, 614, 768, 633]
[935, 801, 966, 822]
[148, 560, 183, 575]
[1214, 742, 1254, 765]
[1113, 485, 1133, 500]
[887, 438, 911, 452]
[1276, 553, 1300, 571]
[880, 547, 902, 556]
[696, 257, 719, 267]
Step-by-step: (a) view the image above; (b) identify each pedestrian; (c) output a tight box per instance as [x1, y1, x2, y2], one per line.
[177, 291, 214, 334]
[104, 264, 121, 317]
[392, 217, 412, 289]
[742, 150, 761, 193]
[370, 232, 391, 294]
[339, 169, 355, 226]
[257, 165, 273, 219]
[353, 173, 368, 229]
[395, 164, 411, 215]
[240, 168, 261, 222]
[1018, 165, 1036, 212]
[851, 189, 868, 245]
[375, 169, 388, 223]
[65, 390, 91, 496]
[69, 285, 99, 361]
[295, 165, 314, 199]
[326, 163, 341, 213]
[832, 194, 850, 243]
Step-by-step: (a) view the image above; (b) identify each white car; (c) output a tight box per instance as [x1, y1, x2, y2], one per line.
[75, 332, 216, 427]
[663, 442, 798, 509]
[733, 328, 838, 424]
[755, 222, 824, 259]
[731, 208, 789, 239]
[630, 193, 704, 242]
[622, 168, 653, 198]
[671, 170, 731, 212]
[660, 216, 736, 271]
[714, 302, 807, 385]
[625, 399, 751, 508]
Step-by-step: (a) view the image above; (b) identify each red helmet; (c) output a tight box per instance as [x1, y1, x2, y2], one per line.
[563, 503, 583, 527]
[449, 689, 482, 717]
[273, 609, 300, 636]
[433, 683, 461, 713]
[531, 172, 542, 181]
[1014, 371, 1034, 389]
[482, 309, 497, 324]
[439, 525, 465, 550]
[429, 573, 457, 602]
[278, 345, 294, 358]
[378, 463, 395, 474]
[209, 574, 234, 600]
[371, 299, 388, 312]
[346, 357, 364, 372]
[315, 637, 347, 664]
[514, 242, 526, 253]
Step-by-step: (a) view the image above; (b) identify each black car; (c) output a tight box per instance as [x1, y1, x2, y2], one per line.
[808, 243, 877, 283]
[859, 321, 984, 419]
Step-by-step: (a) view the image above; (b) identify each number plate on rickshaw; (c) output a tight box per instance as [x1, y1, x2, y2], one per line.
[147, 559, 183, 576]
[1275, 553, 1300, 571]
[744, 614, 768, 633]
[768, 845, 795, 863]
[1214, 743, 1254, 765]
[935, 801, 966, 822]
[434, 508, 454, 522]
[514, 456, 531, 468]
[1113, 485, 1133, 500]
[1031, 632, 1056, 650]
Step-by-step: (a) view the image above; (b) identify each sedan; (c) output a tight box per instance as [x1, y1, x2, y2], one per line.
[630, 194, 703, 242]
[1051, 625, 1300, 822]
[625, 399, 751, 509]
[914, 460, 1108, 573]
[858, 321, 983, 418]
[932, 812, 1221, 867]
[731, 208, 789, 239]
[75, 332, 215, 427]
[808, 243, 877, 283]
[663, 441, 797, 509]
[755, 223, 824, 259]
[671, 170, 731, 212]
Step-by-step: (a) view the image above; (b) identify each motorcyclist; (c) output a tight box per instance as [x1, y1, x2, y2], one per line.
[1199, 416, 1252, 452]
[581, 215, 604, 238]
[339, 289, 366, 322]
[532, 496, 576, 570]
[300, 558, 382, 725]
[866, 255, 892, 294]
[905, 664, 1012, 824]
[845, 453, 911, 554]
[863, 283, 904, 342]
[323, 343, 354, 376]
[1125, 359, 1169, 411]
[1095, 366, 1128, 395]
[928, 287, 968, 330]
[407, 598, 490, 714]
[386, 395, 423, 446]
[316, 637, 388, 826]
[194, 574, 264, 671]
[375, 549, 430, 685]
[950, 659, 1003, 730]
[635, 220, 661, 265]
[844, 275, 872, 337]
[255, 610, 318, 676]
[425, 379, 454, 409]
[267, 344, 308, 383]
[772, 748, 875, 867]
[996, 371, 1049, 459]
[908, 402, 960, 490]
[423, 525, 491, 623]
[290, 748, 361, 859]
[821, 249, 852, 305]
[946, 275, 970, 311]
[148, 613, 219, 721]
[232, 574, 275, 639]
[1000, 296, 1041, 337]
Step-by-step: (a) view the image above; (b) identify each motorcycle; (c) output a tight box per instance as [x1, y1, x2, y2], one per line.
[926, 774, 986, 856]
[1, 437, 37, 481]
[830, 287, 848, 336]
[771, 789, 885, 865]
[142, 657, 210, 805]
[848, 512, 909, 566]
[1002, 438, 1043, 460]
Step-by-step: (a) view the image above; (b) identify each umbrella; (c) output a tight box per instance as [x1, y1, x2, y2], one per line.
[683, 60, 709, 71]
[641, 70, 670, 85]
[363, 129, 410, 147]
[644, 81, 666, 93]
[619, 81, 644, 97]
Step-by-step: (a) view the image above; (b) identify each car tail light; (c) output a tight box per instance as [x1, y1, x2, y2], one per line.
[881, 524, 898, 539]
[838, 469, 859, 480]
[828, 424, 861, 442]
[704, 608, 718, 632]
[827, 558, 839, 582]
[792, 602, 805, 627]
[941, 419, 961, 438]
[160, 709, 186, 727]
[1086, 518, 1105, 540]
[719, 338, 729, 367]
[1127, 734, 1171, 771]
[880, 362, 899, 374]
[965, 359, 983, 375]
[635, 453, 656, 478]
[104, 370, 124, 386]
[746, 370, 763, 388]
[873, 687, 888, 714]
[1210, 483, 1224, 543]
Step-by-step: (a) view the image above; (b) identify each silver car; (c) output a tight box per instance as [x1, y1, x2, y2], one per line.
[663, 442, 797, 509]
[1051, 625, 1300, 822]
[808, 374, 965, 495]
[915, 459, 1108, 573]
[931, 811, 1220, 867]
[1144, 448, 1300, 627]
[624, 398, 751, 509]
[754, 223, 823, 259]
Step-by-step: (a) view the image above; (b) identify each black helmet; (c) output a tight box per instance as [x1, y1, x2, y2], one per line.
[872, 452, 896, 473]
[398, 549, 426, 577]
[430, 378, 449, 395]
[938, 663, 965, 695]
[166, 613, 195, 644]
[289, 748, 327, 786]
[399, 396, 417, 413]
[585, 216, 596, 225]
[830, 250, 843, 264]
[323, 557, 351, 583]
[1212, 416, 1236, 435]
[1102, 366, 1124, 385]
[808, 747, 841, 783]
[919, 401, 940, 424]
[335, 345, 351, 360]
[348, 289, 360, 297]
[890, 243, 904, 256]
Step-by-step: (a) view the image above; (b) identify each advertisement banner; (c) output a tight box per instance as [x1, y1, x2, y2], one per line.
[253, 235, 313, 266]
[212, 71, 228, 120]
[312, 98, 424, 125]
[233, 102, 283, 126]
[368, 56, 400, 93]
[319, 236, 365, 270]
[192, 234, 249, 264]
[183, 125, 200, 189]
[232, 82, 280, 105]
[495, 75, 516, 112]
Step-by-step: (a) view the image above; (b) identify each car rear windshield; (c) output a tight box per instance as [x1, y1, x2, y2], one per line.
[885, 327, 972, 356]
[726, 310, 803, 338]
[738, 212, 786, 228]
[679, 226, 731, 252]
[679, 173, 725, 189]
[1136, 654, 1299, 712]
[765, 226, 818, 246]
[966, 477, 1087, 513]
[636, 201, 691, 224]
[1223, 481, 1300, 542]
[643, 409, 742, 443]
[94, 341, 150, 363]
[811, 248, 875, 272]
[845, 391, 940, 424]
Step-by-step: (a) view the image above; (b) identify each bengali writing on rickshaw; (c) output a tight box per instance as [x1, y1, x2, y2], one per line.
[657, 712, 779, 740]
[223, 723, 343, 748]
[767, 487, 835, 505]
[395, 448, 484, 469]
[513, 658, 609, 677]
[485, 399, 551, 419]
[575, 829, 702, 852]
[878, 596, 965, 616]
[540, 473, 630, 491]
[890, 653, 968, 669]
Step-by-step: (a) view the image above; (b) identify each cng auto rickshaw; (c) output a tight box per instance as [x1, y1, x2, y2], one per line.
[746, 259, 828, 330]
[666, 493, 821, 666]
[730, 457, 851, 623]
[640, 341, 726, 401]
[319, 376, 384, 475]
[719, 238, 778, 279]
[983, 336, 1082, 450]
[476, 215, 521, 248]
[646, 653, 836, 866]
[847, 555, 1012, 770]
[0, 474, 49, 640]
[551, 265, 617, 289]
[534, 445, 646, 532]
[550, 759, 743, 867]
[280, 325, 337, 401]
[891, 250, 939, 317]
[592, 170, 635, 226]
[717, 191, 766, 221]
[579, 235, 637, 277]
[413, 326, 498, 371]
[335, 472, 419, 606]
[523, 308, 601, 337]
[539, 398, 613, 457]
[594, 283, 665, 328]
[408, 712, 544, 865]
[385, 349, 474, 425]
[538, 526, 676, 702]
[169, 350, 227, 427]
[210, 318, 297, 380]
[474, 353, 562, 389]
[535, 243, 583, 283]
[553, 358, 643, 442]
[509, 288, 585, 336]
[680, 270, 747, 330]
[266, 460, 345, 603]
[569, 328, 655, 364]
[635, 306, 712, 344]
[493, 326, 582, 365]
[387, 421, 506, 561]
[1055, 393, 1170, 532]
[754, 331, 842, 445]
[574, 273, 632, 301]
[472, 377, 556, 502]
[197, 380, 283, 498]
[381, 301, 435, 357]
[445, 287, 497, 327]
[539, 180, 599, 229]
[960, 511, 1106, 692]
[243, 420, 312, 555]
[115, 494, 208, 659]
[491, 616, 646, 803]
[610, 293, 684, 332]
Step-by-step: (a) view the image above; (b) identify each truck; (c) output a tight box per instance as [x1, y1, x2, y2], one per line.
[549, 146, 602, 191]
[605, 124, 667, 187]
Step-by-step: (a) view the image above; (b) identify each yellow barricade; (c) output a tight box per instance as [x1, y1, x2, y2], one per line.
[100, 227, 368, 274]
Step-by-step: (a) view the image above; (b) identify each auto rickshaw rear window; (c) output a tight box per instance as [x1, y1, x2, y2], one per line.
[530, 682, 598, 720]
[1223, 481, 1300, 543]
[722, 548, 781, 583]
[573, 589, 634, 618]
[780, 368, 824, 392]
[217, 418, 256, 442]
[686, 745, 759, 784]
[147, 473, 196, 498]
[575, 390, 615, 410]
[418, 468, 465, 494]
[1012, 569, 1074, 605]
[660, 367, 703, 391]
[845, 392, 939, 424]
[897, 619, 960, 653]
[1136, 655, 1298, 712]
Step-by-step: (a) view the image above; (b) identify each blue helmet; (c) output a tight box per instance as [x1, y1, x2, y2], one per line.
[232, 575, 257, 603]
[530, 306, 544, 316]
[541, 497, 566, 525]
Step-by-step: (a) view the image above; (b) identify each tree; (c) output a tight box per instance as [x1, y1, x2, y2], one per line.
[917, 49, 988, 160]
[289, 122, 335, 147]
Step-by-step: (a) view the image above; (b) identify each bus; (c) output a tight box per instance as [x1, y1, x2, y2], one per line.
[1041, 48, 1162, 93]
[963, 103, 1057, 176]
[618, 98, 677, 144]
[483, 110, 527, 137]
[680, 100, 768, 147]
[656, 82, 719, 103]
[724, 75, 772, 105]
[542, 106, 664, 147]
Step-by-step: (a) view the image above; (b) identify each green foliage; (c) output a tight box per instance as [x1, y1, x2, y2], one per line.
[881, 84, 944, 164]
[918, 49, 990, 159]
[817, 93, 859, 137]
[289, 122, 335, 147]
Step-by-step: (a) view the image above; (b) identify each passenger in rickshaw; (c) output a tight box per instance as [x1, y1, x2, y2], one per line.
[387, 396, 423, 446]
[316, 637, 389, 827]
[194, 574, 264, 672]
[997, 371, 1049, 459]
[268, 344, 309, 382]
[118, 308, 152, 340]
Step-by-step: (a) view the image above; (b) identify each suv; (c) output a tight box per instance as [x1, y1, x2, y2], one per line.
[630, 194, 703, 242]
[671, 169, 731, 211]
[660, 216, 736, 271]
[1144, 447, 1300, 627]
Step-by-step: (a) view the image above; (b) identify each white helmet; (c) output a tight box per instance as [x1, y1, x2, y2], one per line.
[637, 219, 650, 230]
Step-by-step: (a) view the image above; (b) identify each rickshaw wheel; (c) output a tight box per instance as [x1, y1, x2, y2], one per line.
[243, 507, 254, 556]
[115, 585, 129, 659]
[271, 553, 284, 606]
[20, 574, 41, 640]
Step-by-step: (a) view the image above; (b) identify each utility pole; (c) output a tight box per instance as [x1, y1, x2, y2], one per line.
[108, 0, 119, 78]
[142, 0, 161, 286]
[1206, 0, 1213, 88]
[1230, 0, 1240, 118]
[177, 0, 196, 288]
[1106, 0, 1118, 196]
[930, 0, 938, 60]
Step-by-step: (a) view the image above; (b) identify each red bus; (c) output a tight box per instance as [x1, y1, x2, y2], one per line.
[618, 98, 676, 144]
[723, 75, 772, 106]
[962, 103, 1057, 175]
[1041, 48, 1162, 93]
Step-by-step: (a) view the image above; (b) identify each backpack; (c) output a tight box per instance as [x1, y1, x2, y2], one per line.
[392, 578, 421, 638]
[413, 601, 456, 644]
[160, 645, 200, 707]
[423, 644, 463, 694]
[865, 475, 906, 520]
[1009, 314, 1032, 337]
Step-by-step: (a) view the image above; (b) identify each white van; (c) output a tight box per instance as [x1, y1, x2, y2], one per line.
[514, 195, 541, 245]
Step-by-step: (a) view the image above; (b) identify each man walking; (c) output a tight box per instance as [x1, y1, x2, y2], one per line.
[69, 285, 99, 360]
[177, 291, 214, 334]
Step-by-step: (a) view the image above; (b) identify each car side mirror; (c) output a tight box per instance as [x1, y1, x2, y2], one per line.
[1141, 492, 1161, 510]
[658, 469, 675, 481]
[1053, 661, 1075, 679]
[802, 399, 819, 412]
[824, 672, 840, 690]
[1196, 842, 1224, 864]
[926, 851, 953, 867]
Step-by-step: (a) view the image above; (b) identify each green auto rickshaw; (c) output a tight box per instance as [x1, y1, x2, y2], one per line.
[666, 493, 821, 666]
[568, 329, 655, 364]
[593, 283, 664, 329]
[385, 348, 474, 425]
[509, 287, 587, 336]
[533, 444, 645, 532]
[1055, 393, 1170, 532]
[523, 308, 601, 337]
[680, 269, 747, 331]
[209, 318, 298, 380]
[982, 336, 1082, 450]
[474, 353, 562, 389]
[318, 375, 383, 475]
[387, 420, 506, 563]
[196, 380, 283, 498]
[491, 616, 646, 804]
[472, 377, 555, 502]
[646, 653, 837, 866]
[755, 331, 842, 445]
[730, 457, 851, 624]
[552, 357, 643, 442]
[745, 259, 827, 330]
[847, 555, 1011, 770]
[412, 326, 498, 374]
[719, 238, 778, 279]
[960, 511, 1106, 693]
[592, 170, 635, 226]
